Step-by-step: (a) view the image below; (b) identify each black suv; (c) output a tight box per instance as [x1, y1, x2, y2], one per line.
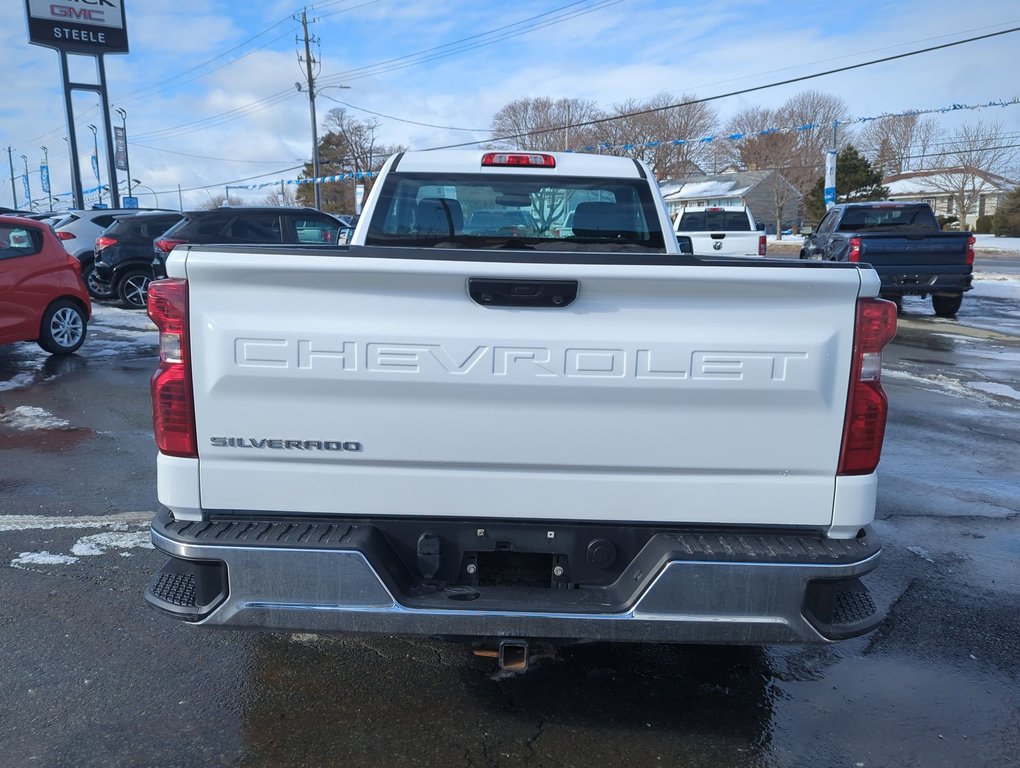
[151, 207, 344, 280]
[93, 211, 184, 308]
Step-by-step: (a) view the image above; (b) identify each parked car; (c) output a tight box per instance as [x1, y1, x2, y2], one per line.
[673, 205, 767, 257]
[0, 217, 91, 354]
[92, 211, 184, 309]
[53, 207, 170, 300]
[151, 207, 344, 279]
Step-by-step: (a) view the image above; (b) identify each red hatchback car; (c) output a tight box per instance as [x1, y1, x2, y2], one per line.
[0, 217, 91, 354]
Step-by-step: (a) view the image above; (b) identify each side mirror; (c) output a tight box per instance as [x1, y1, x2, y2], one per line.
[757, 223, 766, 231]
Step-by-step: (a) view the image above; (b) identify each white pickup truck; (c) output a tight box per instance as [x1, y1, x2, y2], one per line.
[144, 150, 895, 669]
[674, 205, 767, 257]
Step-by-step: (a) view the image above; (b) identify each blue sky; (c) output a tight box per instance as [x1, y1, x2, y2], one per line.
[2, 0, 1018, 210]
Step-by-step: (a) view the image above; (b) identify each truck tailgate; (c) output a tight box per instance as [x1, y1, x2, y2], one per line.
[183, 249, 867, 527]
[858, 233, 970, 268]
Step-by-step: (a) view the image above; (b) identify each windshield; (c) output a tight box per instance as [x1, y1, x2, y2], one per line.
[365, 173, 667, 252]
[676, 210, 752, 232]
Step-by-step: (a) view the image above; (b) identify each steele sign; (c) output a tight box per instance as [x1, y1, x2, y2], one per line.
[25, 0, 128, 54]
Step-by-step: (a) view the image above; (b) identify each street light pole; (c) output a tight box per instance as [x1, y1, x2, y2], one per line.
[40, 146, 52, 212]
[87, 124, 102, 205]
[132, 180, 159, 207]
[114, 107, 132, 199]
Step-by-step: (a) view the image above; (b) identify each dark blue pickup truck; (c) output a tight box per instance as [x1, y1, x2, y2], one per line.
[800, 202, 973, 317]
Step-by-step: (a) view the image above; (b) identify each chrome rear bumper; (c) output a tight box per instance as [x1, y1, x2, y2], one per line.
[147, 511, 883, 645]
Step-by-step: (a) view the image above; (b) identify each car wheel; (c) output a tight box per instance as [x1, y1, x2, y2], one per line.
[82, 259, 114, 300]
[932, 294, 963, 318]
[37, 299, 87, 355]
[117, 269, 151, 310]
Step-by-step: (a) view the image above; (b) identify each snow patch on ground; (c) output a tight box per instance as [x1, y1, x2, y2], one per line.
[71, 530, 153, 556]
[971, 274, 1020, 301]
[92, 304, 157, 332]
[973, 235, 1020, 253]
[968, 382, 1020, 402]
[0, 405, 70, 430]
[0, 512, 152, 532]
[0, 372, 38, 392]
[10, 551, 80, 568]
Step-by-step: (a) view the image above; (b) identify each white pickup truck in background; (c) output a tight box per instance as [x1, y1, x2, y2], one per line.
[674, 204, 767, 257]
[144, 150, 895, 670]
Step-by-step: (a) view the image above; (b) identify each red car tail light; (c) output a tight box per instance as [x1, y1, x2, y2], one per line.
[481, 152, 556, 168]
[148, 279, 196, 458]
[966, 235, 975, 265]
[96, 235, 117, 251]
[758, 234, 767, 256]
[155, 238, 188, 254]
[838, 298, 898, 475]
[56, 230, 76, 241]
[848, 237, 862, 262]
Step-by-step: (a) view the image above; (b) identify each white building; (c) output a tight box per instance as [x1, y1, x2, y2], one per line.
[883, 168, 1016, 226]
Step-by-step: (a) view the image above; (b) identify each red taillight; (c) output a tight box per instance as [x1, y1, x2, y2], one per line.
[155, 237, 187, 254]
[147, 279, 196, 458]
[758, 234, 767, 256]
[848, 237, 862, 262]
[838, 298, 898, 475]
[56, 230, 76, 241]
[96, 235, 117, 251]
[706, 207, 723, 212]
[966, 235, 975, 265]
[481, 152, 556, 168]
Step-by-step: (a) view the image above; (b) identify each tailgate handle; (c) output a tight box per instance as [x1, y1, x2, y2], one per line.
[469, 278, 578, 308]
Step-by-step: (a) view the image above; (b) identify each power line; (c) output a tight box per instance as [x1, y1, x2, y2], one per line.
[317, 93, 488, 131]
[129, 142, 299, 164]
[426, 26, 1020, 150]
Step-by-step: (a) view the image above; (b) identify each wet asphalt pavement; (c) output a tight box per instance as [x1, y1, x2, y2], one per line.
[1, 257, 1018, 768]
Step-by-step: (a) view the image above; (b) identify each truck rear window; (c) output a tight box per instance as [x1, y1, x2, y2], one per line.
[676, 210, 752, 232]
[837, 206, 939, 232]
[365, 173, 667, 253]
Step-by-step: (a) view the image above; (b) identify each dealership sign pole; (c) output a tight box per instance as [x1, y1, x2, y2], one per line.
[24, 0, 128, 210]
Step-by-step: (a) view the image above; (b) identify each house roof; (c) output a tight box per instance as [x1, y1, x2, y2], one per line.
[658, 170, 788, 201]
[883, 167, 1017, 196]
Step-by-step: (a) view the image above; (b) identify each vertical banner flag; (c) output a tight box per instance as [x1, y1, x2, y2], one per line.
[355, 184, 365, 215]
[22, 174, 31, 204]
[824, 150, 837, 209]
[40, 164, 50, 194]
[114, 126, 128, 171]
[91, 153, 100, 182]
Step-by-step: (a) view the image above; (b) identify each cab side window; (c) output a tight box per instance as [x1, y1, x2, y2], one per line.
[0, 226, 41, 260]
[292, 216, 340, 244]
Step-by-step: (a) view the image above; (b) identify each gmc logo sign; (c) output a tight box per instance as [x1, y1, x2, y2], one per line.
[50, 4, 106, 20]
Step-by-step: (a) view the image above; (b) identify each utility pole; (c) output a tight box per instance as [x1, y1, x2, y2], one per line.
[6, 146, 17, 209]
[298, 8, 321, 210]
[178, 184, 183, 211]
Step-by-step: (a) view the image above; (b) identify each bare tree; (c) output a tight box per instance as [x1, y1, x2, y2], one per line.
[858, 113, 940, 175]
[298, 107, 404, 213]
[606, 93, 718, 179]
[923, 121, 1020, 227]
[721, 105, 801, 240]
[778, 90, 852, 195]
[489, 97, 606, 151]
[262, 184, 298, 207]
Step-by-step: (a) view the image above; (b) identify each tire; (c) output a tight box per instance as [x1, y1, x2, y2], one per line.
[932, 294, 963, 318]
[82, 258, 114, 300]
[37, 299, 87, 355]
[117, 269, 151, 310]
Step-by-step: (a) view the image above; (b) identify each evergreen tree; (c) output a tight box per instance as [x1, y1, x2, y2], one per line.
[992, 187, 1020, 237]
[804, 145, 890, 222]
